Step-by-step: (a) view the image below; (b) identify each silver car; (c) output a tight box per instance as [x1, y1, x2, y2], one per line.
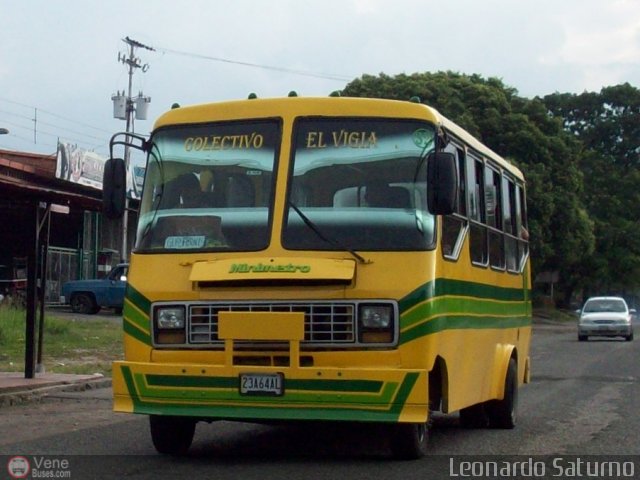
[577, 296, 634, 342]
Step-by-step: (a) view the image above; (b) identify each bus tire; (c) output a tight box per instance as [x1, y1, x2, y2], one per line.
[149, 415, 196, 455]
[389, 422, 429, 460]
[486, 358, 517, 429]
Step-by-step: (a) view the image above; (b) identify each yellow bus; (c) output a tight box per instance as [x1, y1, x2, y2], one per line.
[103, 95, 531, 459]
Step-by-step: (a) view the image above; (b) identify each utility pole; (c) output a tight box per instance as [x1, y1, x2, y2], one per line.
[112, 36, 153, 263]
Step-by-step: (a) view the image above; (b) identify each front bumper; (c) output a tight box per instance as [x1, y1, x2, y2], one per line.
[578, 324, 632, 337]
[113, 361, 428, 423]
[114, 306, 427, 423]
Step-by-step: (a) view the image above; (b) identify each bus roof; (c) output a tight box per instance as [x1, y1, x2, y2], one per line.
[432, 108, 524, 180]
[154, 96, 524, 181]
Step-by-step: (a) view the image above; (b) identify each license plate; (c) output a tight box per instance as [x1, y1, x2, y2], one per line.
[239, 373, 284, 396]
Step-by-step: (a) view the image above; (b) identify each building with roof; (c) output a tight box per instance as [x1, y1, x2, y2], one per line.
[0, 148, 137, 304]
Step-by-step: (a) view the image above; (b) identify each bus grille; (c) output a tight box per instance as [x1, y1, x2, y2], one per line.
[188, 302, 355, 345]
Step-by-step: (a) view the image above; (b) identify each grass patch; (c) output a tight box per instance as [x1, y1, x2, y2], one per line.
[0, 305, 123, 376]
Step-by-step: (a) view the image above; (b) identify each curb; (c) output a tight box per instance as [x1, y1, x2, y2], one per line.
[0, 377, 112, 407]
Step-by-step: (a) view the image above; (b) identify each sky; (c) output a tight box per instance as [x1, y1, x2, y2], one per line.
[0, 0, 639, 158]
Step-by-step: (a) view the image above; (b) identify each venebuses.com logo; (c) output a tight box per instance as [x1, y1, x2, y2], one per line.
[7, 456, 30, 479]
[6, 455, 71, 479]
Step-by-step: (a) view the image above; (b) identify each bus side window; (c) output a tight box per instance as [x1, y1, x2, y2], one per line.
[503, 176, 519, 272]
[469, 155, 488, 265]
[516, 184, 529, 269]
[442, 144, 467, 259]
[486, 166, 505, 270]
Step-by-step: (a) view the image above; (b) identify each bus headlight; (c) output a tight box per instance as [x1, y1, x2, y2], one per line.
[157, 307, 185, 329]
[154, 306, 186, 344]
[361, 305, 392, 328]
[359, 304, 394, 343]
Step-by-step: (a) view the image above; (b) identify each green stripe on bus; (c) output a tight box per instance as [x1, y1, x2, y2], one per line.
[146, 375, 237, 389]
[401, 295, 530, 330]
[122, 285, 152, 345]
[125, 284, 151, 313]
[120, 366, 420, 422]
[124, 285, 151, 331]
[123, 318, 152, 345]
[400, 314, 531, 345]
[121, 365, 140, 403]
[130, 403, 404, 423]
[399, 278, 529, 313]
[123, 305, 150, 336]
[146, 374, 384, 393]
[397, 277, 531, 344]
[390, 371, 419, 415]
[136, 372, 397, 405]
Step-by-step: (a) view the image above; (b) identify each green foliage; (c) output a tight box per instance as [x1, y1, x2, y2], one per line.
[544, 84, 640, 299]
[343, 72, 596, 303]
[0, 305, 122, 375]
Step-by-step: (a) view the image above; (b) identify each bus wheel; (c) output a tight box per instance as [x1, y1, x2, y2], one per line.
[149, 415, 196, 455]
[486, 358, 518, 429]
[389, 422, 429, 460]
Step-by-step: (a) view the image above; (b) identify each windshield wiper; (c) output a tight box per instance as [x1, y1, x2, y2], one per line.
[288, 202, 369, 264]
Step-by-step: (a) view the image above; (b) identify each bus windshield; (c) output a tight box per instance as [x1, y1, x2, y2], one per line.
[135, 119, 280, 252]
[283, 118, 437, 251]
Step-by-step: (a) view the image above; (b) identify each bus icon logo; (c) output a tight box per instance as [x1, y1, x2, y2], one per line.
[7, 456, 30, 479]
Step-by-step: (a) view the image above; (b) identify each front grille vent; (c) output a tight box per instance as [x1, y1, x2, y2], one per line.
[188, 302, 355, 346]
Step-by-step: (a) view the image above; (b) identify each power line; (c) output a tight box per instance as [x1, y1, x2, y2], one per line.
[154, 45, 353, 82]
[0, 97, 113, 135]
[0, 41, 353, 156]
[0, 98, 111, 154]
[0, 109, 107, 143]
[0, 125, 108, 155]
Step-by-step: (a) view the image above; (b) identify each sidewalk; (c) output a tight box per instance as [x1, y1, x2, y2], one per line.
[0, 371, 111, 406]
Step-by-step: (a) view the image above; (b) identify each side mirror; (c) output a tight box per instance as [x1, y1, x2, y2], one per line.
[427, 152, 458, 215]
[103, 158, 127, 219]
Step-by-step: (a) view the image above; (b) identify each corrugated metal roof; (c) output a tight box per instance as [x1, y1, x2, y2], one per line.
[0, 149, 102, 210]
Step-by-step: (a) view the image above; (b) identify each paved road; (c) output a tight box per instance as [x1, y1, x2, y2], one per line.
[1, 321, 638, 479]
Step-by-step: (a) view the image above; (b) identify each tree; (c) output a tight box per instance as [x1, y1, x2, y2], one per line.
[544, 84, 640, 300]
[343, 72, 595, 305]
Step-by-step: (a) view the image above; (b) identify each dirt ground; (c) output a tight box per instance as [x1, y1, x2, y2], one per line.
[46, 306, 123, 323]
